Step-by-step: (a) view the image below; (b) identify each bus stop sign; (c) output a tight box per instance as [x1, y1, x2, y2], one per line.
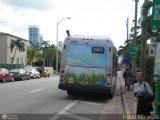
[129, 45, 138, 57]
[152, 0, 160, 30]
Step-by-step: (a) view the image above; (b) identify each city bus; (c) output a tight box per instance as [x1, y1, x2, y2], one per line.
[58, 35, 117, 98]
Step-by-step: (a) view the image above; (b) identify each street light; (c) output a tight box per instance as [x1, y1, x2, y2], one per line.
[56, 17, 71, 74]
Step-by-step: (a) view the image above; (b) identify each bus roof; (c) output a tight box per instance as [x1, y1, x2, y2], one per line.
[64, 35, 115, 46]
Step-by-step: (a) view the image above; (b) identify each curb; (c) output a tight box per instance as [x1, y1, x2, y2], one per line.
[120, 84, 131, 115]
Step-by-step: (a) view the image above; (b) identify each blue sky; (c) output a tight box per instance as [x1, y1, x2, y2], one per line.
[0, 0, 144, 48]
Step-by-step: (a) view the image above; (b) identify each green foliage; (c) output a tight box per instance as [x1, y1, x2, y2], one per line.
[10, 39, 25, 64]
[27, 47, 38, 65]
[64, 72, 106, 86]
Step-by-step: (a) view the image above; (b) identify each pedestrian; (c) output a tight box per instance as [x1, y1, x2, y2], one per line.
[133, 72, 154, 116]
[126, 68, 132, 90]
[132, 68, 141, 86]
[123, 67, 129, 87]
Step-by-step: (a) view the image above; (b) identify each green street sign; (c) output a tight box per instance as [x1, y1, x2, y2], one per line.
[152, 0, 160, 30]
[129, 45, 138, 57]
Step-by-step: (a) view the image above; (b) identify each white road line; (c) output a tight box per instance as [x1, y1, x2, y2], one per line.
[62, 112, 92, 120]
[60, 100, 78, 112]
[80, 101, 102, 105]
[30, 89, 44, 93]
[49, 100, 78, 120]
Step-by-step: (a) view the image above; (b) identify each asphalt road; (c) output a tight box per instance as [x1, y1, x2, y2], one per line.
[0, 76, 124, 120]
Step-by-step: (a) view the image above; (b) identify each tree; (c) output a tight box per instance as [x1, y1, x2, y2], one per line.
[10, 39, 25, 64]
[27, 47, 38, 65]
[140, 0, 153, 78]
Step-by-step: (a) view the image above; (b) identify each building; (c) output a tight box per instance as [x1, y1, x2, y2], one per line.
[39, 34, 44, 43]
[0, 32, 28, 65]
[29, 25, 40, 45]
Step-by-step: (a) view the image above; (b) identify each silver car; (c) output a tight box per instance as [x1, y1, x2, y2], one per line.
[26, 68, 40, 79]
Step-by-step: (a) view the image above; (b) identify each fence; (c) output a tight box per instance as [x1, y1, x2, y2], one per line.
[0, 64, 22, 70]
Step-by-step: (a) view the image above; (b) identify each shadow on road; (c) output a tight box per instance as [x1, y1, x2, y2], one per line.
[62, 92, 111, 103]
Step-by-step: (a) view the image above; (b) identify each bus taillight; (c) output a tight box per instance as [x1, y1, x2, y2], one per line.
[60, 66, 65, 70]
[60, 66, 65, 82]
[107, 77, 111, 81]
[107, 68, 111, 73]
[60, 74, 64, 79]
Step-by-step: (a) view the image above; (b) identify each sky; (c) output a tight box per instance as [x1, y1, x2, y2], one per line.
[0, 0, 144, 49]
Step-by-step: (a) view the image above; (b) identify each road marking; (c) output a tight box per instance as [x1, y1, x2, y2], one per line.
[80, 101, 102, 105]
[60, 100, 78, 112]
[49, 100, 78, 120]
[62, 112, 92, 120]
[30, 89, 44, 93]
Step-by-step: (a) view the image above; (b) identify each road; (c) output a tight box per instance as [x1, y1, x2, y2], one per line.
[0, 76, 124, 120]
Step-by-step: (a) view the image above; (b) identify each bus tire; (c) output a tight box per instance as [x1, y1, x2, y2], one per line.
[108, 93, 113, 99]
[67, 90, 73, 95]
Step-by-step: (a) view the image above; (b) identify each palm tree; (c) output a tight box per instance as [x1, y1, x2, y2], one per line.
[140, 0, 153, 77]
[10, 39, 25, 64]
[27, 47, 38, 65]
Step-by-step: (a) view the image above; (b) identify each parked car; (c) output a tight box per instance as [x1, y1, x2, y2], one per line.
[10, 68, 30, 80]
[41, 69, 50, 77]
[25, 68, 41, 79]
[0, 68, 14, 83]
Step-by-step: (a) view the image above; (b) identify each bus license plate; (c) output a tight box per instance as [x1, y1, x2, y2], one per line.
[81, 80, 88, 85]
[68, 79, 74, 84]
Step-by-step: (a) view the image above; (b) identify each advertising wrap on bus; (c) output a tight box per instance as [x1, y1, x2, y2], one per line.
[65, 44, 106, 86]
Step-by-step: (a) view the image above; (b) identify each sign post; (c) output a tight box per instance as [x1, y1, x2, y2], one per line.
[152, 0, 160, 115]
[153, 39, 160, 115]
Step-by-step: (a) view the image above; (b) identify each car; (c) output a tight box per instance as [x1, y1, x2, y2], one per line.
[33, 67, 43, 76]
[0, 68, 14, 83]
[10, 68, 30, 80]
[41, 69, 50, 77]
[25, 68, 41, 79]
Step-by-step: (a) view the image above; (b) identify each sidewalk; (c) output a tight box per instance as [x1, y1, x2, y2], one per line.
[117, 72, 135, 114]
[120, 75, 155, 115]
[122, 84, 135, 114]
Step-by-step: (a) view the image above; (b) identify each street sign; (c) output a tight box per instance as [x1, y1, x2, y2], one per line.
[152, 0, 160, 30]
[122, 54, 129, 64]
[148, 44, 156, 56]
[129, 45, 138, 57]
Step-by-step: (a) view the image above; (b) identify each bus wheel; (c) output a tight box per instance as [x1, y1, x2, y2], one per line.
[67, 90, 73, 95]
[108, 93, 113, 99]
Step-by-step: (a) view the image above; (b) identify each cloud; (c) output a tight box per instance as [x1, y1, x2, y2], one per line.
[0, 0, 55, 11]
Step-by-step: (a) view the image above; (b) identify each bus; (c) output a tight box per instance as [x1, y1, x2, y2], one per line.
[58, 35, 117, 98]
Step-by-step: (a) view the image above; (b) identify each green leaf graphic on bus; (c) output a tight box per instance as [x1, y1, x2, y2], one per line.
[65, 70, 106, 86]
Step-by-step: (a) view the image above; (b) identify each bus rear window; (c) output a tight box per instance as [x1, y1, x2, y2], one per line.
[66, 45, 106, 67]
[92, 47, 104, 53]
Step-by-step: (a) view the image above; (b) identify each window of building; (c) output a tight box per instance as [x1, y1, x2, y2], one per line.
[10, 57, 14, 63]
[21, 57, 23, 64]
[16, 58, 19, 64]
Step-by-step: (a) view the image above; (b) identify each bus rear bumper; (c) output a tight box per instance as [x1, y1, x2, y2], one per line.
[58, 83, 111, 93]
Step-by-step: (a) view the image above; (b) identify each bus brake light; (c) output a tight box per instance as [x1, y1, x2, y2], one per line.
[60, 74, 64, 79]
[107, 68, 111, 73]
[107, 77, 111, 81]
[60, 66, 65, 70]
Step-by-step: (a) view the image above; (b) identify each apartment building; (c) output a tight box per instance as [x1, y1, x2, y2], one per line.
[0, 32, 28, 65]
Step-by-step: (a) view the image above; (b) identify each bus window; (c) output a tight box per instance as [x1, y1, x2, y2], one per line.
[66, 45, 106, 67]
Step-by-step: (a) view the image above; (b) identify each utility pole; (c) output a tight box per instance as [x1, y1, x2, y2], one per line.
[140, 1, 148, 79]
[56, 17, 71, 74]
[132, 0, 139, 76]
[126, 17, 129, 42]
